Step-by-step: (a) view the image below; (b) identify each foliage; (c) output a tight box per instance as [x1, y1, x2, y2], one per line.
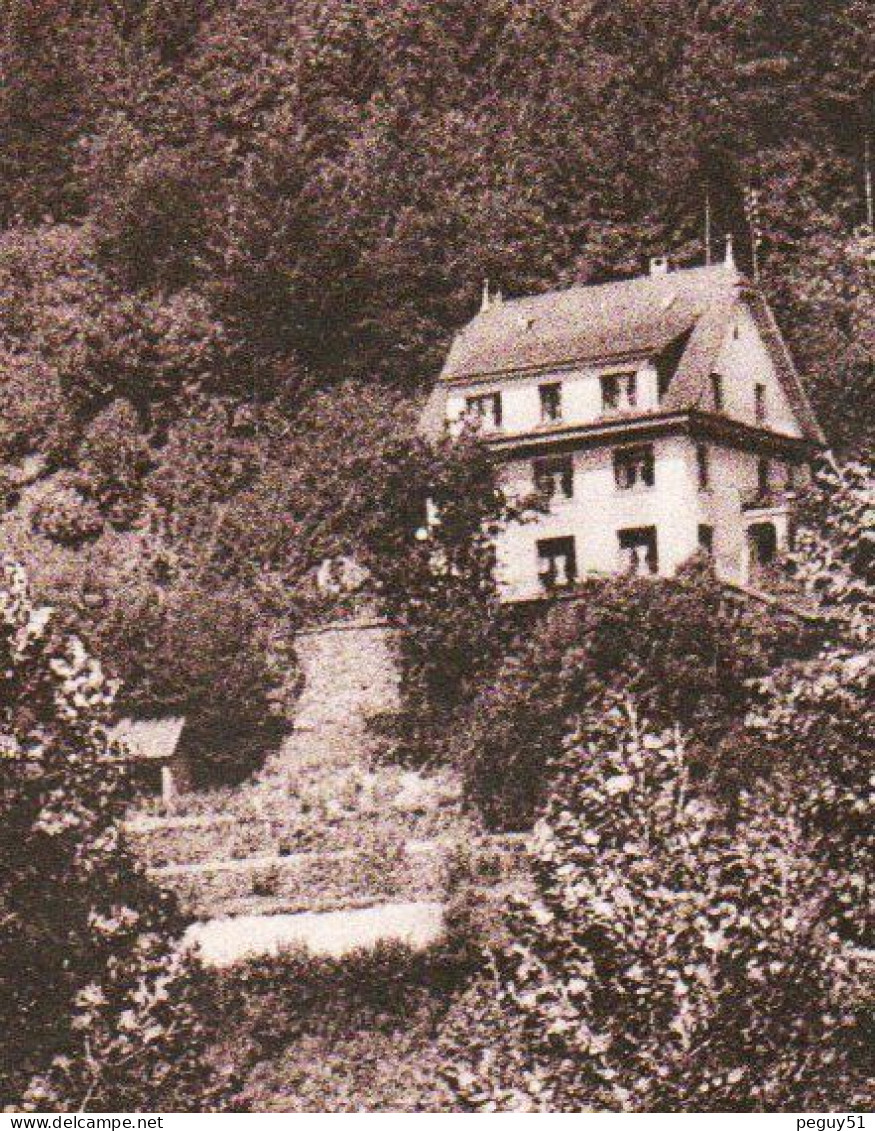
[0, 352, 72, 465]
[0, 0, 870, 779]
[62, 554, 291, 788]
[443, 699, 867, 1112]
[0, 556, 229, 1110]
[211, 941, 473, 1112]
[748, 458, 875, 943]
[760, 200, 874, 457]
[29, 475, 104, 547]
[359, 430, 517, 765]
[457, 558, 816, 829]
[75, 400, 152, 528]
[1, 0, 871, 430]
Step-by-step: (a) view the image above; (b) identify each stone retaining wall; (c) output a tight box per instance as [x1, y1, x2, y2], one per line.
[293, 618, 400, 730]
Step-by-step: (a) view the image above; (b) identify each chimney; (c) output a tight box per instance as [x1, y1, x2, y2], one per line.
[649, 255, 670, 276]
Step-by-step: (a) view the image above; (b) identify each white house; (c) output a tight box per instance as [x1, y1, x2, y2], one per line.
[419, 244, 826, 600]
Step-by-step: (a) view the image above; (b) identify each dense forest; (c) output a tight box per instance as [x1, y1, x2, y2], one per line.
[1, 0, 872, 418]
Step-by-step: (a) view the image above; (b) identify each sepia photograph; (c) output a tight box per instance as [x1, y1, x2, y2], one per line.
[0, 0, 872, 1116]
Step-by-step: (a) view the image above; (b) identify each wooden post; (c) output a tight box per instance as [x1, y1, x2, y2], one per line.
[161, 764, 176, 809]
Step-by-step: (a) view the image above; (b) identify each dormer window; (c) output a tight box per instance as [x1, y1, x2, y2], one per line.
[539, 382, 562, 424]
[534, 455, 574, 500]
[465, 391, 502, 431]
[711, 373, 724, 412]
[601, 371, 637, 413]
[614, 444, 655, 490]
[755, 383, 767, 424]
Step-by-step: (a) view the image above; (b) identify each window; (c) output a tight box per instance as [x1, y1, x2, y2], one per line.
[785, 462, 797, 490]
[710, 373, 724, 412]
[696, 443, 710, 490]
[614, 444, 655, 490]
[698, 524, 714, 555]
[748, 522, 777, 567]
[539, 382, 562, 424]
[534, 455, 574, 500]
[618, 526, 658, 576]
[537, 536, 577, 590]
[601, 371, 637, 412]
[755, 383, 767, 423]
[465, 391, 502, 430]
[757, 456, 770, 496]
[601, 374, 620, 411]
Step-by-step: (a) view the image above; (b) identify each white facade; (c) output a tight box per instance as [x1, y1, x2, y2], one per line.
[446, 360, 663, 435]
[426, 260, 823, 601]
[491, 436, 804, 599]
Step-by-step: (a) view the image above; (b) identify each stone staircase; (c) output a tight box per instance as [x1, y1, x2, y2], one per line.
[125, 618, 522, 959]
[127, 728, 463, 922]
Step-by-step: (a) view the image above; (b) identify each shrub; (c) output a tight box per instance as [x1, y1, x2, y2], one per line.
[442, 699, 863, 1112]
[0, 352, 75, 465]
[361, 430, 521, 765]
[86, 568, 291, 787]
[210, 942, 474, 1112]
[458, 558, 816, 829]
[0, 556, 230, 1111]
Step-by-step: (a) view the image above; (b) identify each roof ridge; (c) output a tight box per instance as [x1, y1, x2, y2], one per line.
[481, 261, 742, 315]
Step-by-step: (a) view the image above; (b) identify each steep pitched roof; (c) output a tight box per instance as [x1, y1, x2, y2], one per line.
[431, 262, 825, 445]
[440, 263, 741, 382]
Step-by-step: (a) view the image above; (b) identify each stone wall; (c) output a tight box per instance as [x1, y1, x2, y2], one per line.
[293, 617, 401, 730]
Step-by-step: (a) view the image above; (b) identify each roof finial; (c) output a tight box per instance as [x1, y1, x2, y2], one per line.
[481, 278, 491, 313]
[724, 233, 736, 270]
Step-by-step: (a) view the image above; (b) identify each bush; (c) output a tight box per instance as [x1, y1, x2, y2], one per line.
[442, 699, 865, 1112]
[210, 941, 475, 1111]
[0, 556, 230, 1111]
[0, 352, 75, 465]
[83, 567, 292, 787]
[457, 559, 816, 830]
[361, 430, 522, 766]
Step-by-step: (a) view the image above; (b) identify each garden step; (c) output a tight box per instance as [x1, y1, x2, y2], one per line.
[149, 838, 450, 920]
[185, 900, 444, 967]
[126, 767, 462, 868]
[128, 809, 452, 868]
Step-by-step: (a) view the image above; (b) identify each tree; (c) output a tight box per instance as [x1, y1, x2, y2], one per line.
[358, 428, 517, 764]
[748, 458, 874, 943]
[443, 699, 866, 1112]
[0, 556, 228, 1110]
